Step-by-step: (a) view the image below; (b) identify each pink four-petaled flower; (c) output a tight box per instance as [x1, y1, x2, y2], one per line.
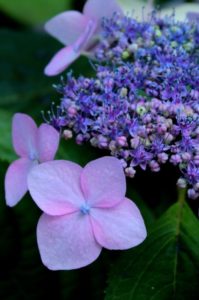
[5, 113, 59, 206]
[44, 0, 123, 76]
[28, 157, 147, 270]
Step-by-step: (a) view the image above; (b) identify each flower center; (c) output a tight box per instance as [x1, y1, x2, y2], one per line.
[80, 204, 90, 215]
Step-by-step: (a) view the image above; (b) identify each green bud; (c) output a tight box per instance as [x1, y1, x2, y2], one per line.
[183, 42, 193, 51]
[122, 51, 130, 59]
[171, 41, 178, 48]
[120, 87, 128, 97]
[155, 29, 162, 37]
[136, 105, 147, 116]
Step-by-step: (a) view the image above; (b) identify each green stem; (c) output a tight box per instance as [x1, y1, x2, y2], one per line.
[177, 188, 186, 205]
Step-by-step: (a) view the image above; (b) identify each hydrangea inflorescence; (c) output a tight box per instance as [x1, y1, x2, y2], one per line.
[48, 13, 199, 199]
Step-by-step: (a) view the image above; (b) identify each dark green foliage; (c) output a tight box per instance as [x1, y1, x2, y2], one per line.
[105, 194, 199, 300]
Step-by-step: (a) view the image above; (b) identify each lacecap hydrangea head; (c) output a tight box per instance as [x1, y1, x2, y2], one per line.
[46, 12, 199, 199]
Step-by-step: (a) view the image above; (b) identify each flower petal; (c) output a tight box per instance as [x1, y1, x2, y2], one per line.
[91, 198, 147, 250]
[5, 158, 36, 207]
[12, 113, 37, 158]
[28, 160, 85, 216]
[161, 4, 199, 21]
[45, 11, 90, 45]
[83, 0, 123, 21]
[37, 124, 60, 162]
[186, 12, 199, 22]
[37, 212, 102, 270]
[81, 157, 126, 207]
[44, 45, 80, 76]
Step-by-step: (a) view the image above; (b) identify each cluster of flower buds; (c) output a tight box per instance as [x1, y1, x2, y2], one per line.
[47, 13, 199, 199]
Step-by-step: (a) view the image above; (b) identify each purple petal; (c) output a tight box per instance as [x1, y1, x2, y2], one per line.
[44, 45, 80, 76]
[28, 161, 85, 216]
[186, 12, 199, 22]
[12, 113, 37, 158]
[45, 11, 90, 45]
[83, 0, 123, 22]
[5, 158, 36, 207]
[37, 124, 60, 162]
[81, 157, 126, 208]
[37, 212, 102, 270]
[91, 198, 147, 250]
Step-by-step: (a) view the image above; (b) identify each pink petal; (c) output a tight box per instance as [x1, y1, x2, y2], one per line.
[28, 160, 85, 216]
[12, 113, 37, 158]
[81, 157, 126, 208]
[44, 45, 80, 76]
[83, 0, 123, 22]
[5, 158, 36, 207]
[37, 212, 102, 270]
[91, 198, 147, 250]
[73, 19, 97, 53]
[37, 124, 60, 162]
[45, 11, 90, 46]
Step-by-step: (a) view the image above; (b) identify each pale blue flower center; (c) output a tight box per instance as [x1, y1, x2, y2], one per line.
[29, 148, 39, 161]
[80, 204, 90, 215]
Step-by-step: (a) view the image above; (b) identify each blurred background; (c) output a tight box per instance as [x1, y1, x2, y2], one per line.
[0, 1, 198, 300]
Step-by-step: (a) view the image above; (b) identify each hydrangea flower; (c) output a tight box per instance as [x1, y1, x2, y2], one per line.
[5, 113, 59, 207]
[28, 157, 147, 270]
[47, 14, 199, 199]
[44, 0, 123, 76]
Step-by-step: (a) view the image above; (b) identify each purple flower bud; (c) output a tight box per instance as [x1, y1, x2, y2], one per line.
[194, 182, 199, 192]
[188, 188, 199, 200]
[109, 140, 117, 151]
[157, 123, 167, 134]
[164, 133, 174, 144]
[170, 154, 182, 165]
[98, 135, 109, 148]
[190, 89, 199, 100]
[158, 153, 169, 164]
[120, 159, 127, 168]
[90, 137, 98, 147]
[125, 167, 136, 178]
[181, 152, 191, 162]
[194, 155, 199, 166]
[68, 106, 77, 117]
[149, 160, 160, 172]
[130, 137, 140, 149]
[76, 134, 84, 145]
[116, 136, 127, 147]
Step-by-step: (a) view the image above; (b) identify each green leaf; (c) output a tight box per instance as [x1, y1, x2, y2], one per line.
[0, 0, 73, 26]
[0, 29, 93, 115]
[0, 29, 57, 113]
[126, 182, 155, 227]
[57, 138, 100, 166]
[105, 194, 199, 300]
[0, 109, 17, 162]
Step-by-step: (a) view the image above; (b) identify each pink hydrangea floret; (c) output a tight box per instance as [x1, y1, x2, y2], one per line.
[44, 0, 123, 76]
[28, 157, 147, 270]
[5, 113, 59, 206]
